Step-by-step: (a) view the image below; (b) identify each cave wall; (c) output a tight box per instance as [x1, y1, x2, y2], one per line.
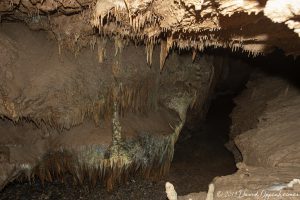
[0, 22, 223, 191]
[234, 73, 300, 168]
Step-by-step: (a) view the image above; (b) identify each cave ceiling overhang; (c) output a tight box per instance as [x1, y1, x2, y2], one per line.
[1, 0, 300, 60]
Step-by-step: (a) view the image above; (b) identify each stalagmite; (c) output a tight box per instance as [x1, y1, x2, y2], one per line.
[205, 183, 215, 200]
[165, 182, 177, 200]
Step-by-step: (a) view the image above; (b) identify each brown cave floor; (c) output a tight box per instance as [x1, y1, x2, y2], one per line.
[0, 95, 237, 200]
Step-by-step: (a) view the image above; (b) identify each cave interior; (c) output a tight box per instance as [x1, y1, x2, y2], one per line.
[0, 0, 300, 200]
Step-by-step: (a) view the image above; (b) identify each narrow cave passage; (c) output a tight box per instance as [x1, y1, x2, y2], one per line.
[166, 93, 238, 195]
[163, 50, 254, 196]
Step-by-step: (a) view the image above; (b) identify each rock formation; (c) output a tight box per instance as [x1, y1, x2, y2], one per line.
[0, 22, 222, 190]
[0, 0, 300, 198]
[1, 0, 300, 58]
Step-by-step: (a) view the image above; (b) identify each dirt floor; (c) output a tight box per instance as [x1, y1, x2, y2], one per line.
[0, 95, 237, 200]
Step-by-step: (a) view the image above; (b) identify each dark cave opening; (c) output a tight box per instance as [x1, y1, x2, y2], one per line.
[169, 93, 238, 195]
[207, 48, 300, 88]
[168, 50, 254, 195]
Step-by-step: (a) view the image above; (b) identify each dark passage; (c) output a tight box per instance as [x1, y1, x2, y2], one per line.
[168, 93, 237, 195]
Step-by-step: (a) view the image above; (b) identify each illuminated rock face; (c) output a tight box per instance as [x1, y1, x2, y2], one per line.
[1, 0, 300, 57]
[0, 23, 221, 190]
[234, 75, 300, 169]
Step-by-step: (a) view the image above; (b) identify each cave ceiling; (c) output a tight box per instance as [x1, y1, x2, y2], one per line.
[1, 0, 300, 61]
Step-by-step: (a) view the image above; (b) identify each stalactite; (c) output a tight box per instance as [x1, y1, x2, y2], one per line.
[97, 37, 107, 63]
[90, 36, 97, 51]
[192, 49, 197, 62]
[114, 36, 124, 57]
[146, 41, 154, 66]
[160, 40, 168, 71]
